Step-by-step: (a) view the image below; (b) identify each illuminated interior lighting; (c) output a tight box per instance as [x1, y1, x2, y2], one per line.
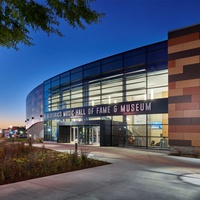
[151, 89, 154, 99]
[108, 96, 111, 104]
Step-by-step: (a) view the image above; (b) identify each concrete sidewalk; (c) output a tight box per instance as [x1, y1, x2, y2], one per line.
[0, 143, 200, 200]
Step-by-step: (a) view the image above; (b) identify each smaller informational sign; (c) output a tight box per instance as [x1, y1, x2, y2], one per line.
[151, 121, 162, 129]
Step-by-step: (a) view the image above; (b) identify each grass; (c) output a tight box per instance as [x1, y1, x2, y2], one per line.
[0, 140, 109, 185]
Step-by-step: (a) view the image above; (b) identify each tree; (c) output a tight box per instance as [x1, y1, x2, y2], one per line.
[0, 0, 104, 50]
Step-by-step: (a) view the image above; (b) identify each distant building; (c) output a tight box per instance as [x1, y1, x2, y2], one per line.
[2, 126, 26, 138]
[26, 24, 200, 152]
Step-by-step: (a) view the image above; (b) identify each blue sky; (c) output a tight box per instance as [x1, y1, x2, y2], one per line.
[0, 0, 200, 129]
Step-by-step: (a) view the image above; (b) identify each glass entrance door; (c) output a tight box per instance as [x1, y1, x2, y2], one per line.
[70, 125, 100, 145]
[91, 126, 100, 145]
[70, 127, 78, 143]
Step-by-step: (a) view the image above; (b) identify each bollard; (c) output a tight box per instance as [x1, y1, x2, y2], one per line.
[75, 138, 78, 156]
[12, 135, 14, 143]
[29, 134, 32, 147]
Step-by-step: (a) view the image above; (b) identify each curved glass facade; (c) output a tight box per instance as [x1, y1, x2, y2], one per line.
[26, 84, 43, 129]
[26, 23, 200, 151]
[43, 41, 169, 148]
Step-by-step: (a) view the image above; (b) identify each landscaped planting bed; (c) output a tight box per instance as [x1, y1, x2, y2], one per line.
[0, 141, 109, 185]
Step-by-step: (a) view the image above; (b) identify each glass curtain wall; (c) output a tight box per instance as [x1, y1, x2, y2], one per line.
[88, 81, 101, 106]
[101, 75, 123, 105]
[26, 84, 43, 129]
[71, 84, 83, 108]
[125, 68, 168, 148]
[44, 72, 84, 141]
[44, 41, 168, 147]
[123, 41, 168, 148]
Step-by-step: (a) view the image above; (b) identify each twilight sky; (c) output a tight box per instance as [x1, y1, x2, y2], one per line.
[0, 0, 200, 129]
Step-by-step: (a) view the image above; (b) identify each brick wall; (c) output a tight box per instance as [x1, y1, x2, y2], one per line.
[168, 24, 200, 148]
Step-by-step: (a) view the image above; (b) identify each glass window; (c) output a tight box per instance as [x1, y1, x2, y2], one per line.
[102, 78, 123, 104]
[127, 115, 146, 125]
[84, 61, 100, 70]
[126, 76, 146, 89]
[51, 76, 59, 82]
[127, 125, 146, 143]
[124, 47, 146, 58]
[147, 87, 168, 100]
[71, 72, 82, 81]
[147, 41, 167, 51]
[44, 80, 50, 84]
[88, 82, 101, 106]
[71, 67, 82, 74]
[147, 49, 167, 63]
[147, 62, 168, 72]
[126, 73, 146, 101]
[71, 86, 83, 108]
[88, 117, 101, 120]
[124, 54, 146, 68]
[51, 120, 58, 141]
[148, 71, 168, 88]
[44, 91, 51, 99]
[44, 105, 49, 112]
[102, 54, 122, 64]
[84, 66, 101, 78]
[62, 90, 71, 109]
[113, 116, 123, 122]
[126, 90, 146, 101]
[44, 83, 51, 92]
[148, 113, 168, 138]
[61, 71, 70, 78]
[61, 76, 70, 85]
[147, 69, 168, 99]
[51, 80, 60, 88]
[51, 96, 61, 111]
[102, 60, 123, 73]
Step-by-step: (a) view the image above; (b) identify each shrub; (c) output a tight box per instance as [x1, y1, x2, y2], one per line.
[0, 142, 109, 185]
[80, 148, 90, 162]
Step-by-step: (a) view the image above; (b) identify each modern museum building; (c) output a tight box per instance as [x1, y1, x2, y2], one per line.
[26, 24, 200, 151]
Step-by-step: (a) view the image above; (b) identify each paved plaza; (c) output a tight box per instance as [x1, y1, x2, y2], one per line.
[0, 143, 200, 200]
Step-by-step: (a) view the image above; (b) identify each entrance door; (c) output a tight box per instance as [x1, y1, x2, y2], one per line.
[70, 127, 78, 143]
[91, 126, 100, 145]
[70, 125, 100, 145]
